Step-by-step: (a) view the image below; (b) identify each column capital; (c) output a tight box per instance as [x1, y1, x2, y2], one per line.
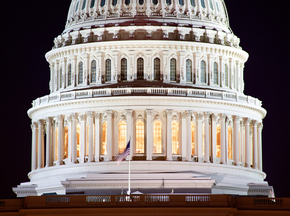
[31, 122, 38, 130]
[252, 120, 258, 127]
[105, 109, 113, 117]
[233, 115, 240, 122]
[186, 110, 193, 117]
[195, 112, 203, 120]
[166, 109, 173, 116]
[203, 112, 210, 118]
[55, 115, 64, 122]
[79, 114, 87, 121]
[211, 114, 218, 121]
[86, 111, 95, 118]
[243, 117, 251, 125]
[146, 109, 153, 117]
[38, 119, 44, 125]
[70, 113, 78, 120]
[94, 113, 101, 119]
[46, 117, 53, 124]
[125, 109, 133, 117]
[258, 122, 263, 130]
[219, 113, 226, 120]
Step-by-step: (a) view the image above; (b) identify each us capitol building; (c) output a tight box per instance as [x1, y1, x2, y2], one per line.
[13, 0, 273, 197]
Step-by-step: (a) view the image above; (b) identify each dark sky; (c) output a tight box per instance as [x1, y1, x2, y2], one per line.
[1, 1, 289, 198]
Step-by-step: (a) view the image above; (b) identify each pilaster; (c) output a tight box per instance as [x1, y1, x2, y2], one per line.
[204, 112, 210, 163]
[166, 109, 173, 161]
[87, 112, 95, 162]
[79, 114, 87, 163]
[146, 109, 153, 160]
[195, 112, 203, 162]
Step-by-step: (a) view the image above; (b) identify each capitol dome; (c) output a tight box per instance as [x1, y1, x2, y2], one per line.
[13, 0, 271, 197]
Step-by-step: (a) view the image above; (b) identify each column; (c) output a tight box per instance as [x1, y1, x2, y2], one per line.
[45, 117, 53, 167]
[233, 116, 240, 166]
[71, 114, 78, 164]
[225, 117, 229, 164]
[31, 122, 38, 171]
[37, 120, 44, 169]
[56, 115, 64, 166]
[106, 110, 113, 161]
[166, 109, 173, 161]
[146, 109, 153, 160]
[186, 111, 193, 161]
[181, 112, 187, 161]
[126, 109, 134, 160]
[66, 116, 72, 164]
[252, 120, 258, 169]
[204, 112, 210, 163]
[240, 120, 244, 166]
[219, 114, 226, 164]
[94, 113, 100, 162]
[87, 112, 94, 162]
[257, 123, 263, 171]
[244, 118, 251, 168]
[195, 113, 203, 162]
[211, 114, 218, 163]
[79, 114, 87, 163]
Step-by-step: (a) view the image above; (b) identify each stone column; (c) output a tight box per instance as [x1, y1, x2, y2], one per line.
[252, 120, 258, 169]
[71, 114, 78, 164]
[219, 114, 226, 164]
[257, 123, 263, 171]
[31, 122, 38, 171]
[94, 113, 101, 162]
[211, 114, 218, 163]
[45, 117, 53, 167]
[146, 109, 153, 160]
[79, 114, 87, 163]
[87, 112, 94, 162]
[195, 113, 203, 162]
[240, 120, 244, 166]
[37, 120, 44, 169]
[233, 115, 240, 166]
[186, 111, 193, 161]
[166, 109, 173, 161]
[244, 118, 251, 168]
[126, 109, 134, 160]
[106, 110, 113, 161]
[181, 112, 187, 161]
[66, 116, 72, 165]
[204, 112, 210, 163]
[56, 115, 64, 166]
[225, 117, 229, 164]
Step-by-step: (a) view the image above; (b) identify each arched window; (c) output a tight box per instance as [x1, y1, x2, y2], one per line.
[68, 64, 72, 86]
[200, 60, 206, 83]
[118, 121, 127, 153]
[91, 60, 96, 83]
[172, 121, 179, 155]
[170, 58, 176, 81]
[191, 122, 195, 155]
[191, 0, 195, 6]
[153, 0, 158, 4]
[136, 120, 145, 154]
[153, 120, 162, 154]
[90, 0, 96, 8]
[75, 1, 80, 11]
[139, 0, 144, 4]
[121, 58, 127, 81]
[225, 64, 228, 87]
[100, 0, 106, 7]
[125, 0, 130, 5]
[82, 0, 87, 9]
[137, 58, 144, 80]
[215, 1, 220, 12]
[166, 0, 171, 5]
[154, 58, 160, 81]
[216, 125, 221, 157]
[228, 126, 233, 160]
[105, 59, 111, 82]
[102, 122, 107, 155]
[64, 126, 69, 159]
[186, 59, 192, 82]
[213, 62, 218, 85]
[179, 0, 184, 5]
[209, 0, 213, 10]
[78, 62, 83, 84]
[112, 0, 117, 6]
[200, 0, 205, 8]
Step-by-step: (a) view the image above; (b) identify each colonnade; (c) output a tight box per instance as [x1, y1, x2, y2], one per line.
[31, 109, 263, 172]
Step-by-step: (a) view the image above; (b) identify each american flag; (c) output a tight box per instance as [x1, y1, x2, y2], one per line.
[115, 141, 130, 165]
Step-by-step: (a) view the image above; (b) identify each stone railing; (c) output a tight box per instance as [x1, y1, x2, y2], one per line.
[32, 87, 262, 108]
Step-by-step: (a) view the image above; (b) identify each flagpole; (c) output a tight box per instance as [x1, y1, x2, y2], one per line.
[128, 136, 131, 195]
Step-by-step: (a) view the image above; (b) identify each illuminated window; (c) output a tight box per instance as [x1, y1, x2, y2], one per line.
[201, 60, 206, 83]
[179, 0, 184, 5]
[121, 58, 127, 81]
[136, 120, 145, 154]
[112, 0, 117, 5]
[209, 0, 213, 10]
[225, 64, 228, 87]
[68, 64, 72, 86]
[82, 0, 87, 9]
[153, 120, 162, 153]
[75, 1, 80, 11]
[172, 121, 179, 155]
[153, 0, 158, 5]
[90, 0, 95, 8]
[213, 62, 218, 85]
[100, 0, 105, 7]
[216, 125, 221, 157]
[102, 122, 107, 155]
[64, 126, 69, 159]
[119, 121, 127, 153]
[78, 62, 83, 84]
[91, 60, 96, 83]
[137, 58, 144, 80]
[191, 0, 195, 6]
[105, 59, 111, 82]
[186, 59, 192, 82]
[200, 0, 205, 8]
[154, 58, 160, 81]
[77, 124, 80, 157]
[228, 126, 233, 159]
[191, 122, 195, 155]
[170, 58, 176, 81]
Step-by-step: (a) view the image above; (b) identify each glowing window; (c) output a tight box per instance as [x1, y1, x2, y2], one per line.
[154, 58, 160, 81]
[112, 0, 117, 5]
[201, 60, 206, 83]
[90, 0, 95, 8]
[166, 0, 171, 5]
[179, 0, 184, 5]
[125, 0, 130, 5]
[216, 125, 221, 157]
[78, 62, 83, 84]
[186, 59, 192, 82]
[228, 126, 233, 160]
[105, 59, 111, 82]
[64, 126, 69, 159]
[170, 58, 176, 81]
[75, 1, 80, 11]
[102, 122, 107, 155]
[191, 0, 195, 6]
[121, 58, 127, 81]
[153, 0, 158, 4]
[91, 60, 96, 83]
[137, 58, 144, 80]
[213, 62, 218, 85]
[225, 64, 228, 87]
[100, 0, 105, 7]
[172, 121, 179, 155]
[191, 122, 195, 155]
[200, 0, 205, 8]
[68, 64, 72, 86]
[136, 120, 145, 154]
[209, 0, 213, 10]
[119, 121, 127, 153]
[153, 120, 162, 154]
[82, 0, 87, 9]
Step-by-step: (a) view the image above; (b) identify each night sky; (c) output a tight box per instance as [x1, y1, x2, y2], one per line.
[1, 1, 289, 198]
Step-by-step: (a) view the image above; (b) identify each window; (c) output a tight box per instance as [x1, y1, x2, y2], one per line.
[200, 60, 206, 83]
[179, 0, 184, 5]
[200, 0, 205, 8]
[82, 0, 87, 9]
[112, 0, 117, 6]
[90, 0, 96, 8]
[68, 64, 72, 86]
[191, 122, 195, 155]
[216, 125, 221, 157]
[213, 62, 218, 85]
[170, 58, 176, 81]
[91, 60, 96, 83]
[215, 1, 220, 11]
[153, 0, 158, 4]
[225, 64, 228, 87]
[125, 0, 130, 5]
[166, 0, 171, 5]
[118, 121, 127, 153]
[137, 58, 144, 80]
[209, 0, 213, 10]
[228, 126, 233, 160]
[100, 0, 106, 7]
[154, 58, 160, 81]
[191, 0, 195, 6]
[102, 122, 107, 155]
[121, 58, 127, 81]
[105, 59, 111, 82]
[78, 62, 83, 84]
[172, 121, 179, 155]
[186, 59, 192, 82]
[136, 120, 145, 153]
[139, 0, 144, 4]
[75, 1, 80, 11]
[153, 120, 162, 154]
